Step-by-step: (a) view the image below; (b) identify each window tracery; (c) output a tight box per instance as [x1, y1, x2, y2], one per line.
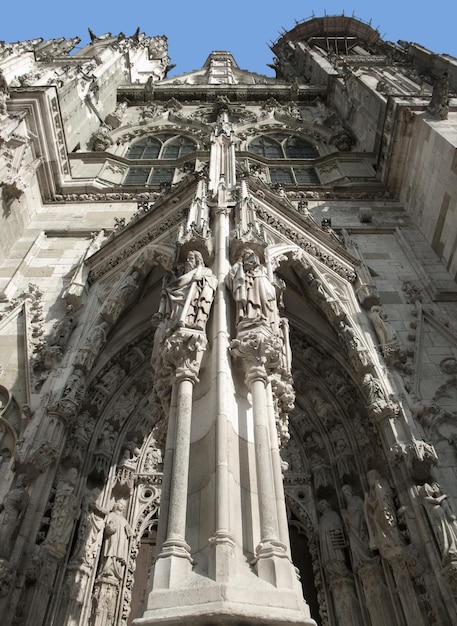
[124, 134, 197, 186]
[248, 133, 320, 187]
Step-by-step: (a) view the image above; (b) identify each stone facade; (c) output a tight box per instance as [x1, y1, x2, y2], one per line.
[0, 15, 457, 626]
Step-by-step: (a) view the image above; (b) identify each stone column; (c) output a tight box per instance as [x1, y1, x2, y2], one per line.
[232, 330, 294, 588]
[152, 330, 207, 589]
[208, 197, 236, 582]
[266, 379, 292, 557]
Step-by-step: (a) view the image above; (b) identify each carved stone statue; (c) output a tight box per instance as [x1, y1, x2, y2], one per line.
[99, 500, 132, 581]
[70, 488, 105, 568]
[318, 499, 349, 579]
[226, 248, 278, 331]
[102, 271, 140, 325]
[154, 251, 217, 334]
[369, 306, 400, 364]
[92, 125, 113, 151]
[341, 484, 372, 569]
[48, 305, 77, 351]
[419, 482, 457, 564]
[43, 467, 79, 558]
[364, 469, 402, 560]
[75, 321, 108, 372]
[0, 474, 29, 559]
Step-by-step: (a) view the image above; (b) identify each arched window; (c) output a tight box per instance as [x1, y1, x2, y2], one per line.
[249, 133, 318, 159]
[126, 134, 197, 160]
[124, 134, 197, 186]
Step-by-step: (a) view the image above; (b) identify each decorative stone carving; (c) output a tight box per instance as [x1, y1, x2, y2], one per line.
[43, 305, 77, 368]
[99, 500, 132, 581]
[337, 320, 371, 372]
[48, 370, 86, 424]
[318, 499, 350, 580]
[362, 373, 395, 419]
[153, 251, 217, 335]
[105, 101, 127, 129]
[330, 425, 355, 479]
[427, 71, 449, 120]
[24, 441, 58, 472]
[93, 423, 116, 476]
[341, 484, 372, 569]
[91, 125, 113, 151]
[69, 488, 105, 568]
[92, 364, 126, 411]
[419, 482, 457, 565]
[369, 305, 401, 366]
[42, 467, 79, 558]
[143, 440, 163, 472]
[0, 473, 30, 559]
[151, 250, 216, 422]
[364, 469, 403, 560]
[101, 271, 140, 325]
[74, 321, 109, 373]
[226, 248, 279, 332]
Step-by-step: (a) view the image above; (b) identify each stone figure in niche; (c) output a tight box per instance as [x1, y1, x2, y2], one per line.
[369, 306, 400, 363]
[143, 439, 163, 472]
[331, 424, 355, 479]
[102, 271, 140, 324]
[48, 305, 77, 351]
[364, 469, 402, 560]
[43, 467, 79, 557]
[318, 499, 349, 579]
[119, 438, 141, 466]
[362, 373, 387, 407]
[341, 484, 372, 569]
[70, 488, 105, 568]
[282, 438, 304, 473]
[75, 321, 108, 372]
[419, 482, 457, 564]
[226, 248, 278, 331]
[99, 500, 132, 581]
[0, 473, 29, 559]
[154, 250, 217, 334]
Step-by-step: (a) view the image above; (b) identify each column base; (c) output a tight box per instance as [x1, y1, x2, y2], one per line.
[208, 531, 236, 582]
[152, 538, 194, 589]
[252, 540, 296, 588]
[135, 581, 316, 626]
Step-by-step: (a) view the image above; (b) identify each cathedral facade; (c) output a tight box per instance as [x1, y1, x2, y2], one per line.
[1, 14, 457, 626]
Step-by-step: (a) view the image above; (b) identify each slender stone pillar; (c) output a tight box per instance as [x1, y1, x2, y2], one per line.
[266, 380, 293, 558]
[152, 336, 204, 589]
[231, 330, 295, 589]
[208, 194, 236, 581]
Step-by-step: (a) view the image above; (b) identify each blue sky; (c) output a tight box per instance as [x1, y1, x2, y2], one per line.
[2, 1, 456, 77]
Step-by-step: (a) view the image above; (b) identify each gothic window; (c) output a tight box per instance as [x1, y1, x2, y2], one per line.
[126, 134, 197, 160]
[249, 133, 318, 159]
[124, 134, 197, 186]
[270, 167, 320, 186]
[124, 167, 174, 186]
[126, 137, 161, 159]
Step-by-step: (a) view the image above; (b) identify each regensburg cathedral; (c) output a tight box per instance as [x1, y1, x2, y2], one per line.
[1, 13, 457, 626]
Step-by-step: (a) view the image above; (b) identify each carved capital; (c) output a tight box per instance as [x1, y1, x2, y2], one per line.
[230, 327, 282, 386]
[162, 328, 208, 383]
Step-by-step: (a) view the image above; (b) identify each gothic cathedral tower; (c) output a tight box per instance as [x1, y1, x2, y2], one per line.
[1, 15, 457, 626]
